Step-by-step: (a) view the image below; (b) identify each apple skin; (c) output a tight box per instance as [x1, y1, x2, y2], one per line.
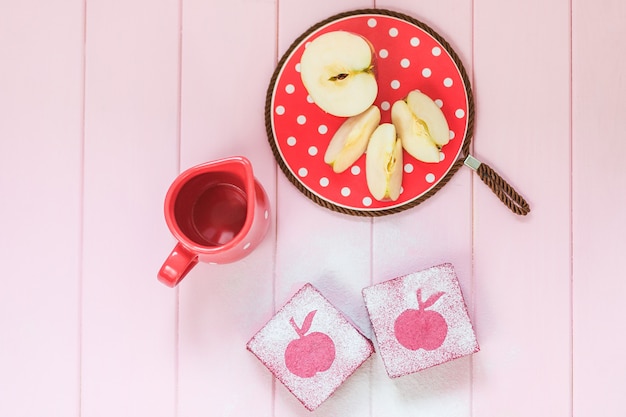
[284, 310, 336, 378]
[394, 289, 448, 351]
[365, 123, 403, 201]
[300, 31, 378, 117]
[324, 105, 381, 173]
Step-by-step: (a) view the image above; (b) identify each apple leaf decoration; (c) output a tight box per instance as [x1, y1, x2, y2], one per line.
[290, 310, 316, 337]
[394, 288, 448, 351]
[284, 310, 336, 378]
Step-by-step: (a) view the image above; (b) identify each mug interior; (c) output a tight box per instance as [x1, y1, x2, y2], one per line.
[173, 171, 248, 247]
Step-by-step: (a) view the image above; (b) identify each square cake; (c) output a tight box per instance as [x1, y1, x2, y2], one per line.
[246, 283, 374, 411]
[362, 263, 479, 378]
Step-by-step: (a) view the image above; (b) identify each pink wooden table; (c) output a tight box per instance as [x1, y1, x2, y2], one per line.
[1, 0, 625, 415]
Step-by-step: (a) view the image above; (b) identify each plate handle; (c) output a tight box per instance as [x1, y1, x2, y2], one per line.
[464, 155, 531, 216]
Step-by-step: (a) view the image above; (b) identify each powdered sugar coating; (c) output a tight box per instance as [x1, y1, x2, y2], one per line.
[247, 283, 374, 411]
[362, 263, 479, 378]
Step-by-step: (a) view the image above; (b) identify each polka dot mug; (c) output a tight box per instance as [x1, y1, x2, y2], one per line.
[157, 156, 271, 287]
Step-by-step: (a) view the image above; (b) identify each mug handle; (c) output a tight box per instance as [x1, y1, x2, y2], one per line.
[158, 243, 199, 287]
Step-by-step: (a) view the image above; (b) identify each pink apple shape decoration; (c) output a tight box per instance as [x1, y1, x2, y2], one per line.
[284, 310, 336, 378]
[362, 263, 479, 378]
[246, 283, 374, 411]
[394, 289, 448, 351]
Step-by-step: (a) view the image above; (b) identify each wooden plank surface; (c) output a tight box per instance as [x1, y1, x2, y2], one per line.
[176, 0, 277, 416]
[273, 2, 376, 415]
[0, 0, 83, 415]
[572, 1, 626, 416]
[472, 0, 572, 415]
[80, 0, 180, 415]
[370, 0, 474, 416]
[2, 0, 626, 416]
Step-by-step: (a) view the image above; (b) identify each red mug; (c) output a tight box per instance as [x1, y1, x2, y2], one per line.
[158, 156, 271, 287]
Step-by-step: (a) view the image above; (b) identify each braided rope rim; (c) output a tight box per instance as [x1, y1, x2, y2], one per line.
[265, 8, 474, 217]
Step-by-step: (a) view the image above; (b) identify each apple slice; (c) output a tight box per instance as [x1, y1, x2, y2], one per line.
[391, 100, 440, 163]
[406, 90, 450, 147]
[300, 31, 378, 117]
[324, 105, 381, 173]
[391, 90, 450, 163]
[366, 123, 403, 201]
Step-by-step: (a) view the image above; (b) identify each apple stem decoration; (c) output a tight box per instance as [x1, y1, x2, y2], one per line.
[284, 310, 336, 378]
[394, 289, 448, 351]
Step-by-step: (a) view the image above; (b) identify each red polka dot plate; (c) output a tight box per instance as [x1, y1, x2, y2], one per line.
[265, 9, 474, 216]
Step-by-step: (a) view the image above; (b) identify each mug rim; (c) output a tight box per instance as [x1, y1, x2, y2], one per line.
[163, 156, 256, 254]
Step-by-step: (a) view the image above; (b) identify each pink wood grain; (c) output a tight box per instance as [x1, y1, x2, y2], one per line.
[176, 0, 277, 416]
[572, 1, 626, 415]
[3, 0, 626, 416]
[272, 2, 377, 415]
[0, 1, 83, 415]
[80, 0, 180, 415]
[370, 1, 475, 415]
[472, 0, 572, 415]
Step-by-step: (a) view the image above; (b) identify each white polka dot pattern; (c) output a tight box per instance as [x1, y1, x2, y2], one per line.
[269, 13, 469, 212]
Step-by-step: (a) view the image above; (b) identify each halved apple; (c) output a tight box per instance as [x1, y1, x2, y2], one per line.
[365, 123, 403, 201]
[391, 90, 450, 163]
[300, 31, 378, 117]
[324, 105, 381, 173]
